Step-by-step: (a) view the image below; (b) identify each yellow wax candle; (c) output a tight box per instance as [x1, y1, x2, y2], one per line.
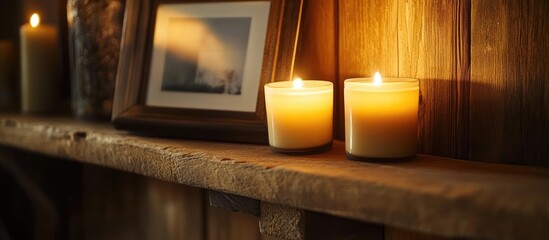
[20, 13, 59, 113]
[344, 73, 419, 160]
[264, 79, 333, 153]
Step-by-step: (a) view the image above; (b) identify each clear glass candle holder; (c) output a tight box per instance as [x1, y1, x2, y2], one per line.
[344, 77, 419, 161]
[264, 80, 333, 154]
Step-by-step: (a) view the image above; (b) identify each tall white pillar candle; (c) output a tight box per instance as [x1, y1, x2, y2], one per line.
[20, 13, 59, 113]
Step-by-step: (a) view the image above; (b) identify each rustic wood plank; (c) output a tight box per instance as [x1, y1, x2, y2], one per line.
[81, 165, 205, 240]
[338, 0, 399, 138]
[81, 165, 146, 240]
[398, 0, 470, 159]
[207, 203, 260, 240]
[0, 115, 549, 239]
[209, 190, 260, 216]
[388, 1, 471, 238]
[143, 178, 205, 240]
[470, 0, 549, 167]
[259, 202, 384, 240]
[293, 0, 337, 84]
[338, 0, 399, 77]
[260, 203, 305, 240]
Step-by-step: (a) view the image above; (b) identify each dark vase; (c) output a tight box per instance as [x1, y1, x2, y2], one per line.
[67, 0, 124, 120]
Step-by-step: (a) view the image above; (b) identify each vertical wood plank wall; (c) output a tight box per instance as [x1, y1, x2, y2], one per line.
[336, 0, 471, 238]
[294, 0, 339, 136]
[296, 0, 549, 165]
[296, 0, 549, 238]
[397, 0, 471, 159]
[336, 0, 472, 160]
[470, 0, 549, 166]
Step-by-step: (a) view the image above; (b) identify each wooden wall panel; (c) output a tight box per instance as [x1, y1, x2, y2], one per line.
[207, 205, 260, 240]
[388, 0, 470, 239]
[144, 179, 204, 240]
[338, 0, 399, 139]
[293, 0, 339, 137]
[294, 0, 337, 81]
[335, 0, 549, 237]
[470, 0, 549, 167]
[81, 165, 146, 240]
[0, 149, 83, 240]
[82, 165, 206, 240]
[398, 0, 470, 159]
[338, 0, 399, 77]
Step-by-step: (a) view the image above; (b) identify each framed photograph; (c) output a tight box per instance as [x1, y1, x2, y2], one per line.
[112, 0, 303, 144]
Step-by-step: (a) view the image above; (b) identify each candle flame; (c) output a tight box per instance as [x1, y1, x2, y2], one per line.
[373, 72, 382, 86]
[30, 13, 40, 27]
[293, 77, 303, 89]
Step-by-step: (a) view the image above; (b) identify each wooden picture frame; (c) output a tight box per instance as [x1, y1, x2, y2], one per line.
[112, 0, 303, 144]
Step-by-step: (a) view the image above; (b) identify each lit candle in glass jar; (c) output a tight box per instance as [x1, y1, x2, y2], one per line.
[345, 72, 419, 161]
[264, 78, 333, 154]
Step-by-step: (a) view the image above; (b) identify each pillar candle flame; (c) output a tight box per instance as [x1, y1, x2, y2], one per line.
[30, 13, 40, 27]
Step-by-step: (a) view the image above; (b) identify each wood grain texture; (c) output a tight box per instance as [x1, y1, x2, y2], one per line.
[338, 0, 399, 139]
[391, 1, 471, 238]
[470, 0, 549, 167]
[338, 0, 399, 77]
[259, 202, 384, 240]
[143, 178, 204, 240]
[81, 165, 147, 240]
[293, 0, 339, 137]
[81, 165, 205, 240]
[209, 190, 260, 216]
[398, 0, 470, 159]
[293, 0, 337, 82]
[260, 203, 305, 240]
[112, 0, 146, 116]
[207, 204, 260, 240]
[0, 115, 549, 239]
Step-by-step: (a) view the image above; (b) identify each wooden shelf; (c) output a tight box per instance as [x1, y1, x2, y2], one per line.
[0, 114, 548, 239]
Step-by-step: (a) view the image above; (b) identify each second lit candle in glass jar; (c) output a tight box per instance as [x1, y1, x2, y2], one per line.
[264, 79, 333, 154]
[344, 72, 419, 161]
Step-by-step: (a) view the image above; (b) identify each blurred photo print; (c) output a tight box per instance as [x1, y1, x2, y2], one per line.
[161, 17, 251, 95]
[146, 2, 270, 112]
